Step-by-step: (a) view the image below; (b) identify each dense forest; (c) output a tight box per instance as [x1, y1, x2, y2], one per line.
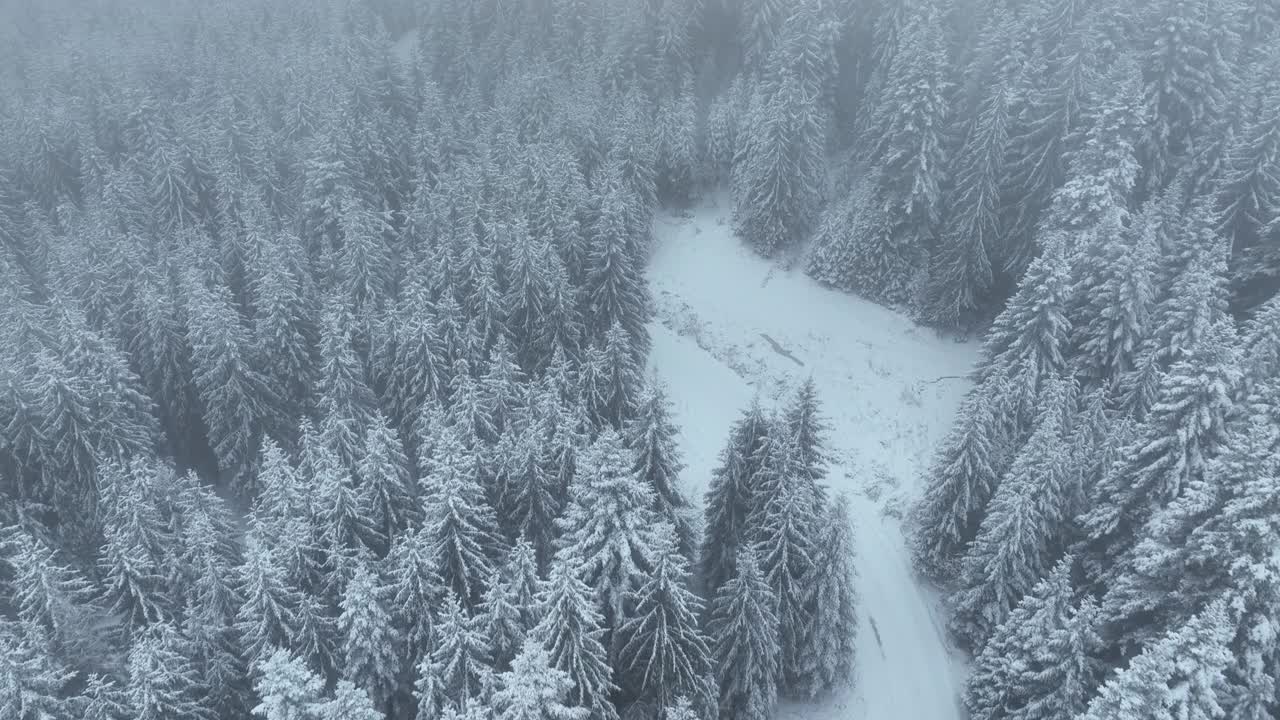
[2, 0, 1279, 719]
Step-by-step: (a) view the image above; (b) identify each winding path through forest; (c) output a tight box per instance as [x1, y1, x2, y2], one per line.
[647, 196, 977, 720]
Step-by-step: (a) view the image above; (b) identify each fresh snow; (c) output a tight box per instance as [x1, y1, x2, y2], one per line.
[648, 194, 978, 720]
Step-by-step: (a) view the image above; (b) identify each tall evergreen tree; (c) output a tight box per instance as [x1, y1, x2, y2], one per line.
[338, 560, 400, 712]
[709, 548, 779, 720]
[624, 377, 696, 560]
[701, 401, 773, 594]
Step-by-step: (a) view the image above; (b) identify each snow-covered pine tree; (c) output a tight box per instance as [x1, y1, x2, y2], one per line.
[127, 621, 211, 720]
[655, 84, 700, 206]
[1078, 600, 1234, 720]
[356, 413, 417, 554]
[491, 639, 589, 720]
[554, 428, 661, 629]
[415, 593, 493, 716]
[593, 321, 641, 429]
[616, 532, 716, 713]
[501, 433, 559, 567]
[316, 302, 380, 472]
[7, 527, 104, 662]
[709, 547, 779, 720]
[911, 383, 1009, 579]
[251, 648, 324, 720]
[1079, 324, 1240, 581]
[387, 526, 444, 663]
[950, 377, 1079, 648]
[748, 431, 819, 693]
[480, 568, 527, 672]
[249, 234, 317, 441]
[235, 533, 300, 671]
[184, 272, 279, 489]
[1100, 415, 1280, 657]
[624, 376, 697, 561]
[585, 164, 651, 356]
[339, 559, 399, 712]
[423, 421, 502, 608]
[701, 400, 773, 593]
[924, 53, 1012, 328]
[732, 64, 825, 257]
[0, 620, 76, 720]
[312, 680, 384, 720]
[963, 558, 1102, 720]
[531, 557, 618, 720]
[795, 493, 858, 698]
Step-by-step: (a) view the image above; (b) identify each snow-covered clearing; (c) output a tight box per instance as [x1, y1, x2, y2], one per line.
[648, 195, 978, 720]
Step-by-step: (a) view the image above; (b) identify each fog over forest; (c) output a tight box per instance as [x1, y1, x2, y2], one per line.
[1, 1, 1278, 720]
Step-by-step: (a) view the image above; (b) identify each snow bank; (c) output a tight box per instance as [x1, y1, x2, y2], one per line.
[648, 195, 978, 720]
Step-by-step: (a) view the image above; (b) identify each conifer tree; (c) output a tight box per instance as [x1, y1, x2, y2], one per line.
[356, 413, 417, 553]
[339, 560, 400, 711]
[911, 385, 1008, 578]
[950, 378, 1079, 648]
[1080, 326, 1239, 577]
[491, 640, 589, 720]
[554, 429, 661, 627]
[251, 648, 324, 720]
[624, 377, 696, 560]
[0, 621, 75, 720]
[709, 548, 779, 720]
[481, 569, 528, 672]
[423, 422, 501, 607]
[701, 401, 772, 593]
[416, 593, 493, 715]
[235, 535, 299, 671]
[313, 681, 384, 720]
[531, 558, 619, 720]
[797, 494, 858, 698]
[964, 559, 1102, 720]
[733, 69, 826, 257]
[184, 274, 279, 487]
[388, 527, 445, 662]
[616, 533, 715, 713]
[585, 171, 650, 355]
[316, 305, 380, 472]
[1078, 600, 1234, 720]
[127, 622, 210, 720]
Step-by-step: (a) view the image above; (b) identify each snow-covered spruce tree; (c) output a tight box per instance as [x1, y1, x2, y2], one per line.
[312, 681, 383, 720]
[499, 432, 559, 568]
[491, 639, 589, 720]
[251, 648, 324, 720]
[423, 421, 502, 608]
[1136, 0, 1242, 189]
[7, 526, 105, 662]
[356, 412, 417, 554]
[975, 240, 1073, 427]
[1100, 415, 1280, 656]
[950, 377, 1079, 648]
[624, 376, 697, 561]
[312, 426, 380, 561]
[748, 431, 819, 692]
[616, 532, 716, 713]
[911, 383, 1009, 579]
[1069, 207, 1159, 388]
[923, 50, 1014, 329]
[584, 165, 651, 358]
[0, 619, 76, 720]
[709, 547, 779, 720]
[823, 3, 949, 303]
[316, 302, 380, 473]
[531, 556, 619, 720]
[655, 84, 700, 206]
[593, 321, 642, 429]
[554, 428, 661, 629]
[963, 558, 1102, 720]
[701, 400, 773, 594]
[338, 559, 399, 712]
[127, 621, 211, 720]
[1214, 59, 1280, 259]
[249, 234, 317, 441]
[1079, 324, 1240, 582]
[415, 592, 493, 717]
[480, 568, 527, 672]
[184, 272, 280, 489]
[375, 280, 444, 435]
[388, 526, 445, 663]
[235, 533, 300, 673]
[732, 66, 825, 258]
[796, 493, 858, 698]
[96, 460, 172, 631]
[1238, 293, 1280, 390]
[1078, 600, 1234, 720]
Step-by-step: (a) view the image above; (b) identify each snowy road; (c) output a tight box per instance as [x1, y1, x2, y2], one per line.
[647, 197, 977, 720]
